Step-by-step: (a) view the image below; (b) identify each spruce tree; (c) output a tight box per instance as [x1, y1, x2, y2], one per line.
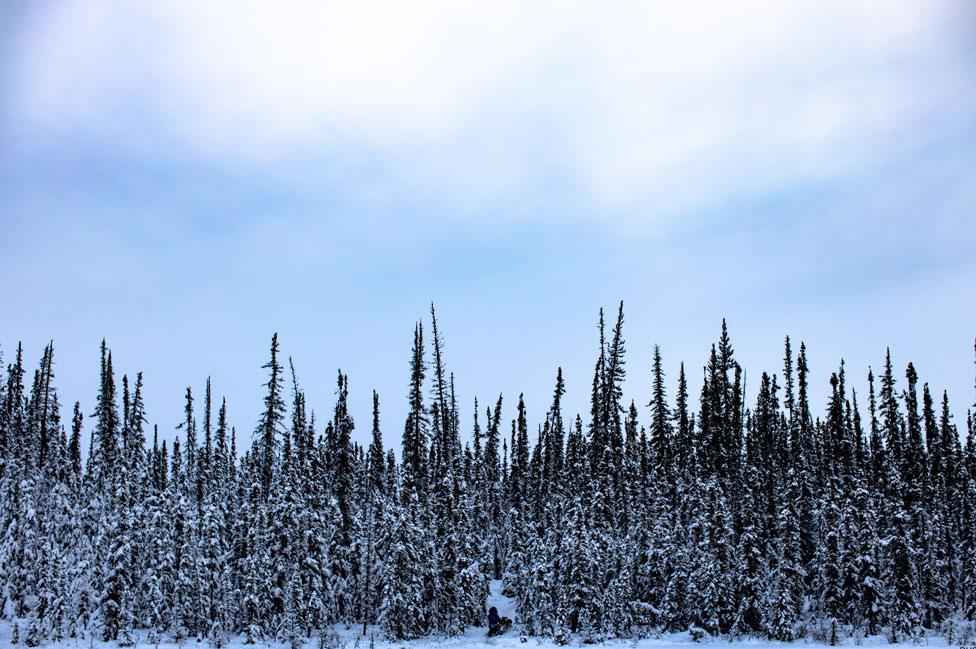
[649, 344, 671, 477]
[256, 333, 285, 498]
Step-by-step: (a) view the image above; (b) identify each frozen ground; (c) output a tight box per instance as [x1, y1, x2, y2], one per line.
[0, 583, 962, 649]
[0, 623, 959, 649]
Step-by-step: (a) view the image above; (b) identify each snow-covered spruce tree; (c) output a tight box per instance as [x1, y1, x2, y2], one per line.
[357, 390, 388, 632]
[920, 383, 951, 627]
[379, 495, 429, 640]
[326, 370, 357, 623]
[0, 345, 35, 622]
[732, 464, 765, 636]
[962, 434, 976, 620]
[884, 477, 921, 641]
[764, 468, 805, 640]
[455, 485, 489, 629]
[686, 477, 736, 636]
[88, 345, 136, 644]
[846, 482, 883, 635]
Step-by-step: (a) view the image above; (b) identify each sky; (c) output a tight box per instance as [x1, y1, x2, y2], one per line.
[1, 1, 975, 452]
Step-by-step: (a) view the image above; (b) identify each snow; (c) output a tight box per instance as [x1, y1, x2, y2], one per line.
[0, 622, 959, 649]
[486, 579, 516, 627]
[0, 586, 960, 649]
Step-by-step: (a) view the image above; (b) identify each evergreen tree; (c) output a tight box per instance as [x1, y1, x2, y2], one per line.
[402, 324, 428, 500]
[256, 333, 285, 498]
[648, 345, 671, 477]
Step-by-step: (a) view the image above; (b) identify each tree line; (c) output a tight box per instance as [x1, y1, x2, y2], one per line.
[1, 304, 975, 646]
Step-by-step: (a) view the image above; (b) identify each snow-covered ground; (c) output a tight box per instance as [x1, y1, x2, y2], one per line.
[0, 622, 960, 649]
[0, 583, 962, 649]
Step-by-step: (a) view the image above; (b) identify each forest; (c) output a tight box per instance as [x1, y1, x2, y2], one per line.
[1, 304, 974, 647]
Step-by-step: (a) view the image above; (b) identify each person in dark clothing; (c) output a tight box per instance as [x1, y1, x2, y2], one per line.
[488, 606, 501, 636]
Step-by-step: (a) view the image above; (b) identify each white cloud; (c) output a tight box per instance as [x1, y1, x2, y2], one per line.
[9, 0, 972, 221]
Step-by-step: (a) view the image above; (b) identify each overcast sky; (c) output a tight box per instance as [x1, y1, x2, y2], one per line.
[2, 1, 975, 451]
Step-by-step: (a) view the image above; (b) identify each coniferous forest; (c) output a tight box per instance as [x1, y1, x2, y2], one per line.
[2, 304, 976, 647]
